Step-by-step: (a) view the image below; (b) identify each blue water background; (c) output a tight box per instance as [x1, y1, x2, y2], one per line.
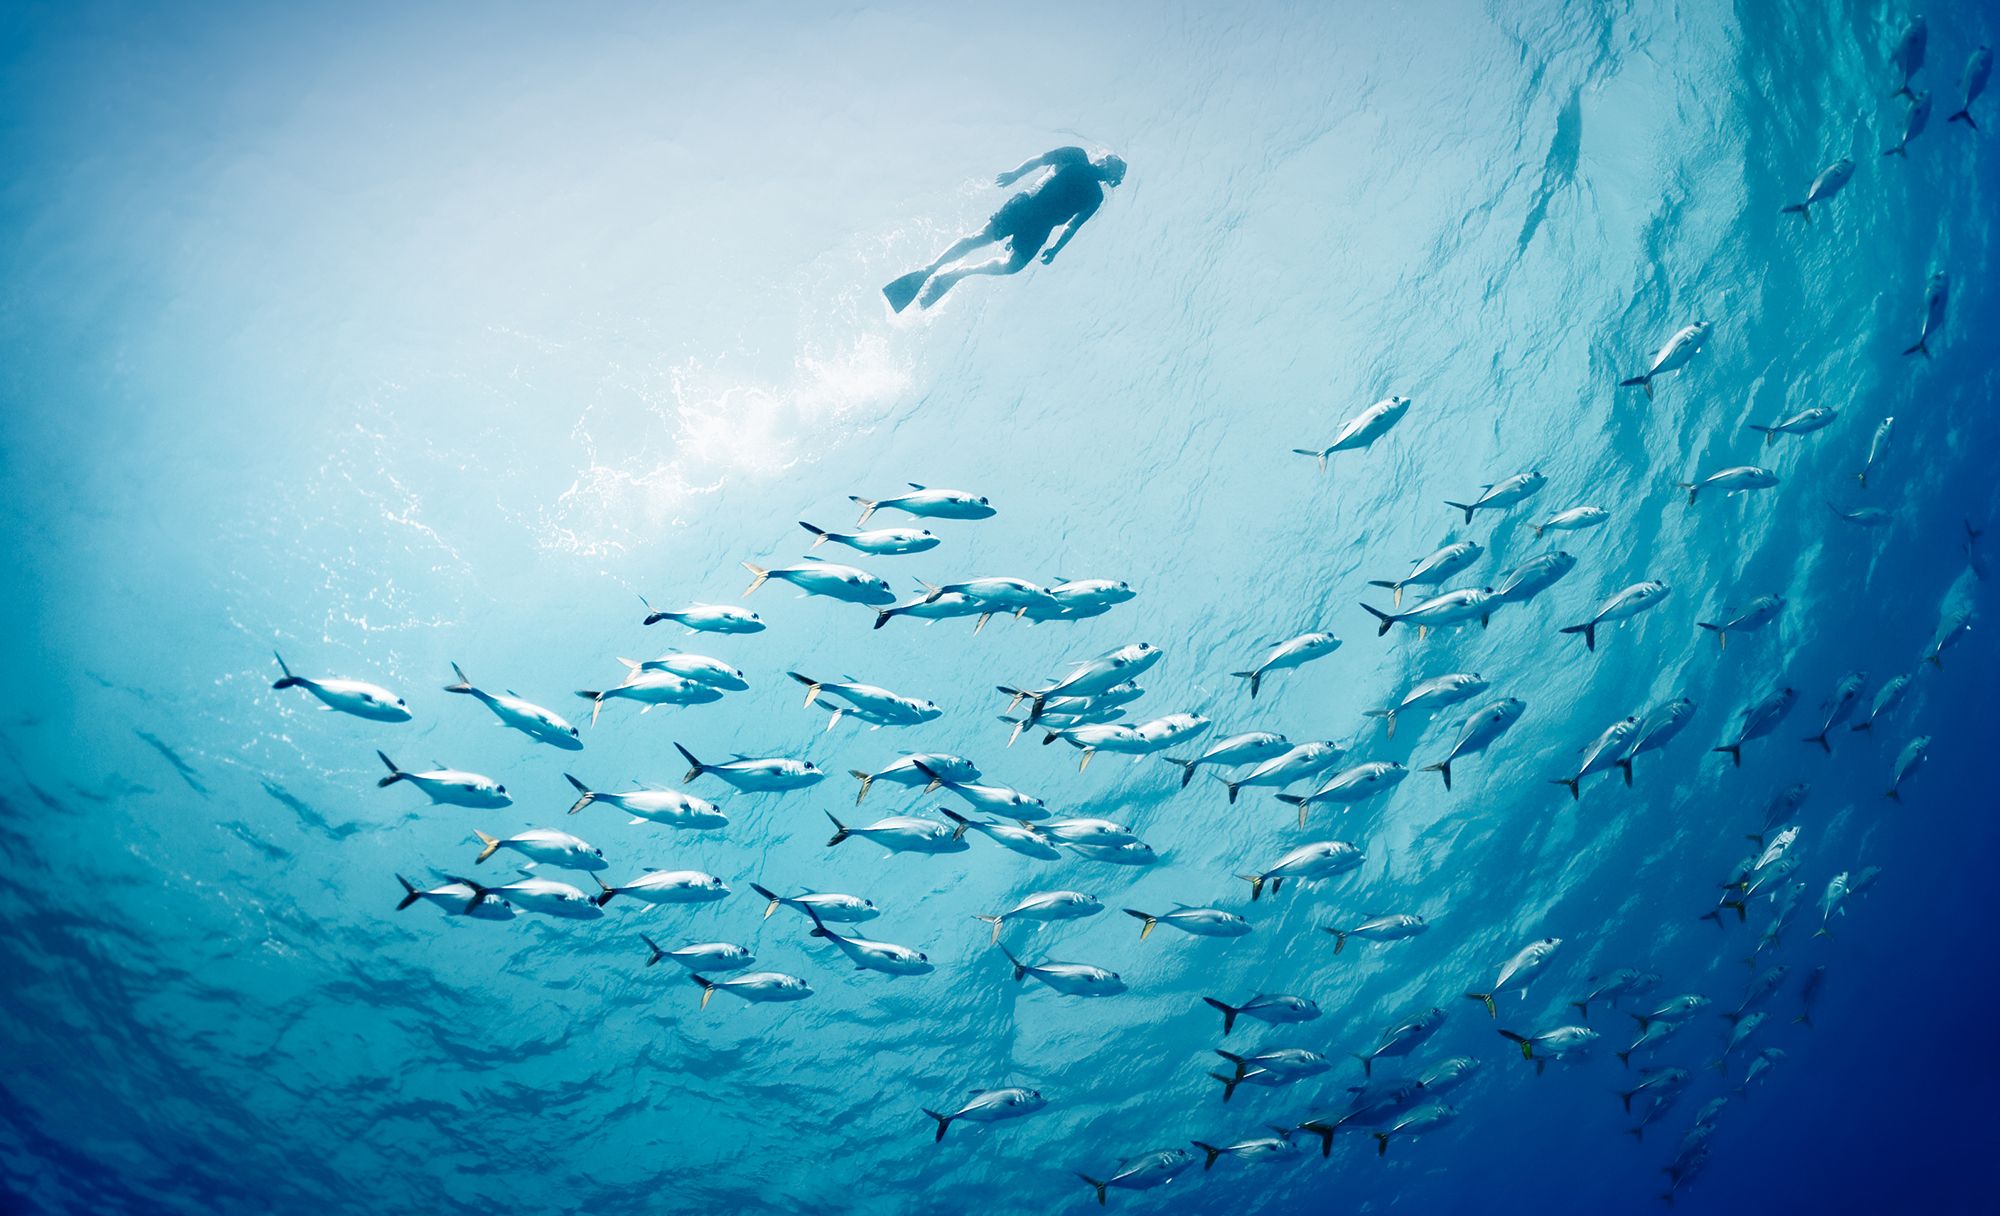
[1, 1, 1996, 1212]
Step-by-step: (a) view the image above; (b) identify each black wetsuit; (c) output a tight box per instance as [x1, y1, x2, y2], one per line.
[992, 156, 1104, 256]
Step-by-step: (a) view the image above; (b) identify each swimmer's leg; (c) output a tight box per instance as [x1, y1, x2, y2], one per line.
[884, 227, 997, 313]
[917, 243, 1034, 308]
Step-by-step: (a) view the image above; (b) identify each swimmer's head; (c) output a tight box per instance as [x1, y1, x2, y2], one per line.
[1093, 153, 1128, 186]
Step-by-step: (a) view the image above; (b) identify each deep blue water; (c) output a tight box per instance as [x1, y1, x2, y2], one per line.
[2, 1, 1996, 1213]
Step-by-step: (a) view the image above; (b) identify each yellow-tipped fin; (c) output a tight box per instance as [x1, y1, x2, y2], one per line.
[473, 829, 501, 864]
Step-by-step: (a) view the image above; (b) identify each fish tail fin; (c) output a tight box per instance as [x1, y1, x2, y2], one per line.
[997, 942, 1028, 982]
[1360, 603, 1396, 637]
[1076, 1174, 1108, 1206]
[1726, 899, 1746, 921]
[1712, 744, 1742, 767]
[1678, 482, 1699, 505]
[1203, 996, 1241, 1035]
[1618, 374, 1651, 395]
[1626, 1126, 1645, 1142]
[1571, 1000, 1591, 1020]
[938, 808, 972, 840]
[1328, 927, 1348, 954]
[1948, 108, 1973, 126]
[1883, 143, 1907, 157]
[690, 973, 717, 1010]
[394, 874, 422, 911]
[473, 829, 501, 863]
[590, 873, 617, 907]
[1301, 1121, 1334, 1158]
[1420, 760, 1452, 791]
[1374, 1132, 1392, 1158]
[748, 882, 783, 919]
[1205, 1069, 1241, 1100]
[1884, 789, 1901, 803]
[375, 751, 404, 787]
[847, 495, 878, 525]
[563, 773, 595, 815]
[674, 742, 705, 782]
[872, 607, 897, 630]
[1558, 621, 1597, 651]
[1230, 670, 1260, 699]
[573, 690, 605, 727]
[1553, 777, 1580, 802]
[1160, 755, 1198, 788]
[848, 770, 874, 803]
[1222, 777, 1243, 805]
[923, 1109, 953, 1143]
[787, 671, 821, 708]
[740, 561, 770, 596]
[1195, 1141, 1224, 1169]
[443, 876, 490, 916]
[1498, 1030, 1533, 1059]
[798, 521, 831, 549]
[640, 934, 665, 967]
[1466, 992, 1496, 1018]
[1619, 1090, 1635, 1113]
[1804, 731, 1831, 753]
[1123, 909, 1158, 940]
[908, 761, 943, 794]
[824, 811, 851, 847]
[1444, 500, 1475, 525]
[973, 914, 1005, 945]
[443, 661, 474, 694]
[1616, 1050, 1633, 1068]
[1237, 873, 1265, 901]
[1618, 759, 1634, 786]
[1779, 203, 1808, 219]
[1353, 1052, 1374, 1078]
[270, 650, 302, 689]
[1901, 339, 1928, 359]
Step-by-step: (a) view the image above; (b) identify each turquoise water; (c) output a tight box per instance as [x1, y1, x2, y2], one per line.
[1, 1, 1995, 1212]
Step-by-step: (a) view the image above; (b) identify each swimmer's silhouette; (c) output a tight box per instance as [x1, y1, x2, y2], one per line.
[883, 148, 1127, 313]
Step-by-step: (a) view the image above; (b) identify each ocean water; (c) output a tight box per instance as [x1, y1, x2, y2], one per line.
[1, 1, 1995, 1212]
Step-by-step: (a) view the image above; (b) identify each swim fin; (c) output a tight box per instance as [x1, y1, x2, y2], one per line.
[883, 270, 929, 314]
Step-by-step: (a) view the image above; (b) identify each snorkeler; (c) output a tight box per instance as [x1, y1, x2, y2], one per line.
[883, 147, 1127, 312]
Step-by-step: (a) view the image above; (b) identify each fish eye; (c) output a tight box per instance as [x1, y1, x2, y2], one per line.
[497, 785, 508, 794]
[978, 497, 989, 505]
[569, 727, 579, 736]
[919, 953, 929, 962]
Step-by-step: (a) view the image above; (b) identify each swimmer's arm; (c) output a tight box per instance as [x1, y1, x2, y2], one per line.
[1038, 193, 1102, 264]
[995, 146, 1089, 186]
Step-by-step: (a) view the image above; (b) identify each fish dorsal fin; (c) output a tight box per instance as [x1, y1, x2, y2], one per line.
[505, 689, 520, 698]
[516, 866, 536, 879]
[907, 482, 927, 490]
[1170, 901, 1194, 910]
